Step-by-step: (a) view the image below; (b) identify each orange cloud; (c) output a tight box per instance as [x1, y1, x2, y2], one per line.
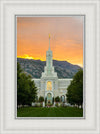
[17, 16, 83, 67]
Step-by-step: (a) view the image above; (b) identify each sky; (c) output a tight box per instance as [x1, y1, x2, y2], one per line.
[17, 16, 84, 67]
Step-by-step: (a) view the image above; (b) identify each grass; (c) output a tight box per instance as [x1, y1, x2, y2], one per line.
[17, 107, 83, 117]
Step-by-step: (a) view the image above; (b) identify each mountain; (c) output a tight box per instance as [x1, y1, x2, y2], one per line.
[17, 58, 82, 78]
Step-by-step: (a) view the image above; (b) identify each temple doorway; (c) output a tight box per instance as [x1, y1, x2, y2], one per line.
[47, 93, 52, 104]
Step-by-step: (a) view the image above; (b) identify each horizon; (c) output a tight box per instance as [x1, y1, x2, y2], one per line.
[17, 16, 83, 67]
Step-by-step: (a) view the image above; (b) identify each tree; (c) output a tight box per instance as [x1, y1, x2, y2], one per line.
[17, 62, 37, 106]
[66, 69, 83, 108]
[39, 96, 44, 103]
[55, 96, 60, 102]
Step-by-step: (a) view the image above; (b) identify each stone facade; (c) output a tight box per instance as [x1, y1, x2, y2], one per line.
[32, 36, 72, 103]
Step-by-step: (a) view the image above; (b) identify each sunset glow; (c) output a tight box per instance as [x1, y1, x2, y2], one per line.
[17, 17, 83, 67]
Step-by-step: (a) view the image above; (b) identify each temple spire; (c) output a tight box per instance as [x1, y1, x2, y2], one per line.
[49, 34, 51, 50]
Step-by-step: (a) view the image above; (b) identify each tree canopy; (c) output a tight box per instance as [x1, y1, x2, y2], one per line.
[17, 62, 37, 106]
[66, 69, 83, 107]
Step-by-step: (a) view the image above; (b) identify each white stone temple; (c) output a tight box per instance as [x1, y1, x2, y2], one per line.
[32, 35, 72, 104]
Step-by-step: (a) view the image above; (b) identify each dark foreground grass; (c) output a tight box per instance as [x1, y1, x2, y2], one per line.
[17, 107, 83, 117]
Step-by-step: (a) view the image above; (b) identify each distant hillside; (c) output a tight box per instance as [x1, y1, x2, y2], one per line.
[17, 58, 82, 78]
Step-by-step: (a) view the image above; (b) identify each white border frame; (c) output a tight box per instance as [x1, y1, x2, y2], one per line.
[0, 0, 100, 134]
[16, 15, 85, 119]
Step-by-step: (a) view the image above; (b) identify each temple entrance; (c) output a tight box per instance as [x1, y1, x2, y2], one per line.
[47, 93, 52, 104]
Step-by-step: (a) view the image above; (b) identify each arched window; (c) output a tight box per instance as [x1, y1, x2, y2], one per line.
[61, 95, 65, 102]
[47, 81, 52, 91]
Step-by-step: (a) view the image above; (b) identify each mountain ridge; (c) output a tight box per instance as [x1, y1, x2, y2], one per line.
[17, 58, 82, 78]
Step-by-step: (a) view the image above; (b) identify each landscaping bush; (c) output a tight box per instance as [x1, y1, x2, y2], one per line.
[55, 96, 60, 103]
[39, 96, 44, 103]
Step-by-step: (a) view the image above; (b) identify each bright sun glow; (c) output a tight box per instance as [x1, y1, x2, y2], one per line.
[17, 55, 45, 61]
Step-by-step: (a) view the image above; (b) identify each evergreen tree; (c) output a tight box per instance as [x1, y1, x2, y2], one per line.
[17, 62, 37, 106]
[66, 69, 83, 108]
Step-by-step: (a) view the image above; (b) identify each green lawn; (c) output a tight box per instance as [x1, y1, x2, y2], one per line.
[17, 107, 83, 117]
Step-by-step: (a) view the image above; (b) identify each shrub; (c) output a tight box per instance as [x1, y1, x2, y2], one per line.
[55, 96, 60, 103]
[39, 96, 44, 102]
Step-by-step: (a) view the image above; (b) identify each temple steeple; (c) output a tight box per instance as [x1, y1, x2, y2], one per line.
[49, 34, 51, 50]
[41, 35, 57, 77]
[46, 34, 52, 69]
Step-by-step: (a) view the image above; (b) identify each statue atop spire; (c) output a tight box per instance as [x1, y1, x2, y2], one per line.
[49, 34, 51, 50]
[49, 33, 50, 39]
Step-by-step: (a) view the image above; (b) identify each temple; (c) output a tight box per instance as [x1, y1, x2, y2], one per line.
[32, 35, 72, 104]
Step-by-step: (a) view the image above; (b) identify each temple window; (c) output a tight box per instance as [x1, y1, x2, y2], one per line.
[47, 81, 52, 91]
